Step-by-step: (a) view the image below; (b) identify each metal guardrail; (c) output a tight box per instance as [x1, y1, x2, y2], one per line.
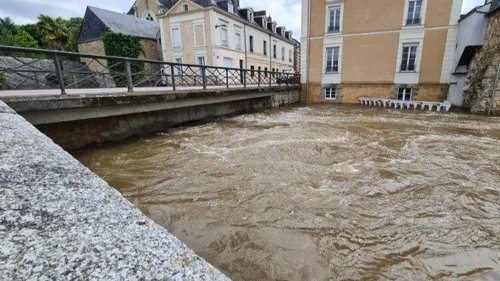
[0, 45, 300, 95]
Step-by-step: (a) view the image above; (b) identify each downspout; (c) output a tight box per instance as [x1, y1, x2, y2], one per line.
[244, 24, 248, 69]
[305, 0, 312, 103]
[269, 34, 272, 75]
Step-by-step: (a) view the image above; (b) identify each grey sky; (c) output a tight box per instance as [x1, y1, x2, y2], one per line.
[0, 0, 489, 38]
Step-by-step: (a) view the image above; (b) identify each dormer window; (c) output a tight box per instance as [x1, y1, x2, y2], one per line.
[182, 4, 189, 12]
[262, 20, 267, 28]
[227, 1, 234, 13]
[249, 12, 254, 22]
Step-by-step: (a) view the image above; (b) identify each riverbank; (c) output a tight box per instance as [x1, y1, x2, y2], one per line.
[0, 100, 230, 280]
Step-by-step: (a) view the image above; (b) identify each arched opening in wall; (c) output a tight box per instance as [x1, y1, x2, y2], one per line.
[142, 9, 156, 21]
[182, 4, 189, 12]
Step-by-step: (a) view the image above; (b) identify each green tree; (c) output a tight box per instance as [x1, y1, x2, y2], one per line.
[65, 17, 83, 52]
[22, 23, 47, 48]
[37, 15, 70, 50]
[0, 17, 38, 49]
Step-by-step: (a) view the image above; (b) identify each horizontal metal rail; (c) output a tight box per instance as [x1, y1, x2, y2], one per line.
[0, 45, 300, 95]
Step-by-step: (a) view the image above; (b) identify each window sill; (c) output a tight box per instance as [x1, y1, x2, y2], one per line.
[324, 72, 340, 75]
[326, 30, 341, 34]
[399, 71, 418, 74]
[402, 24, 424, 29]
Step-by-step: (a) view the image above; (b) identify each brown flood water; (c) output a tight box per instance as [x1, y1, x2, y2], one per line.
[76, 105, 500, 281]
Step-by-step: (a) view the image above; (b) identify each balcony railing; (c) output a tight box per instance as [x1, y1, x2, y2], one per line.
[0, 45, 300, 96]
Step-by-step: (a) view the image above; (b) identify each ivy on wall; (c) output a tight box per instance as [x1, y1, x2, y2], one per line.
[102, 31, 144, 86]
[0, 73, 6, 90]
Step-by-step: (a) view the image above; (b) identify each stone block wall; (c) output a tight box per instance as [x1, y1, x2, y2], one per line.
[463, 10, 500, 114]
[300, 83, 445, 104]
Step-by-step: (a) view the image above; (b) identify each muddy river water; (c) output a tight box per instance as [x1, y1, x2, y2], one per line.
[76, 105, 500, 281]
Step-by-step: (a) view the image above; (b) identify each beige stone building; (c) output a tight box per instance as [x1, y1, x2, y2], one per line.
[300, 0, 463, 103]
[129, 0, 296, 74]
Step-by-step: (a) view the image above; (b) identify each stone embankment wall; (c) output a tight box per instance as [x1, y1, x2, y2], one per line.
[0, 100, 231, 281]
[301, 84, 446, 104]
[0, 56, 101, 90]
[463, 10, 500, 114]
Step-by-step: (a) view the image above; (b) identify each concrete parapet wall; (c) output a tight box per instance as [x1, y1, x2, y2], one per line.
[3, 87, 300, 150]
[0, 100, 231, 281]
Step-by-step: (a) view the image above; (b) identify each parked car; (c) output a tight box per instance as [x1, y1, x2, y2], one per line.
[277, 70, 300, 85]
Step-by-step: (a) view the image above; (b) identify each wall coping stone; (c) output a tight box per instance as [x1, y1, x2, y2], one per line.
[3, 86, 300, 113]
[0, 100, 231, 281]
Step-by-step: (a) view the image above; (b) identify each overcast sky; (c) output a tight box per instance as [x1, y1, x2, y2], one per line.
[0, 0, 488, 39]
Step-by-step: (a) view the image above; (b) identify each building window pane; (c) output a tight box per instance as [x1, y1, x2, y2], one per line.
[328, 7, 341, 33]
[273, 44, 277, 58]
[250, 65, 255, 77]
[325, 88, 337, 100]
[221, 28, 228, 47]
[182, 4, 189, 12]
[281, 47, 285, 60]
[235, 33, 241, 50]
[197, 57, 205, 65]
[172, 28, 181, 48]
[325, 47, 339, 73]
[174, 58, 183, 75]
[249, 36, 254, 52]
[406, 0, 422, 25]
[263, 41, 267, 56]
[400, 44, 418, 72]
[398, 88, 413, 101]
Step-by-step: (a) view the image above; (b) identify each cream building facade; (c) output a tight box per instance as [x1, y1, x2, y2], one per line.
[130, 0, 296, 74]
[301, 0, 463, 103]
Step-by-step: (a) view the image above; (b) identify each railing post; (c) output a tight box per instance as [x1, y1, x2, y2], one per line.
[269, 71, 272, 87]
[258, 70, 261, 88]
[124, 60, 134, 93]
[243, 69, 247, 88]
[226, 69, 229, 89]
[53, 54, 66, 95]
[202, 66, 207, 90]
[170, 64, 176, 91]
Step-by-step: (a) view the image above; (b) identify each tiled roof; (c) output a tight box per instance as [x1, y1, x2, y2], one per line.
[79, 6, 160, 43]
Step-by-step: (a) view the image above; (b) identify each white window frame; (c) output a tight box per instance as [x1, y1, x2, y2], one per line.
[325, 88, 337, 100]
[182, 4, 189, 12]
[289, 49, 292, 62]
[171, 27, 182, 49]
[249, 12, 254, 22]
[325, 2, 344, 34]
[398, 88, 413, 101]
[400, 43, 419, 73]
[197, 56, 206, 65]
[220, 27, 228, 47]
[324, 46, 340, 74]
[263, 40, 267, 56]
[235, 32, 242, 50]
[403, 0, 427, 27]
[174, 57, 183, 75]
[281, 46, 285, 60]
[227, 1, 234, 13]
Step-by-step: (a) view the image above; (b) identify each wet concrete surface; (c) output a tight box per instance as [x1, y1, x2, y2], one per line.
[76, 105, 500, 281]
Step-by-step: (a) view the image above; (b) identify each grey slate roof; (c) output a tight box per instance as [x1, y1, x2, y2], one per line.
[489, 0, 500, 14]
[78, 6, 160, 44]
